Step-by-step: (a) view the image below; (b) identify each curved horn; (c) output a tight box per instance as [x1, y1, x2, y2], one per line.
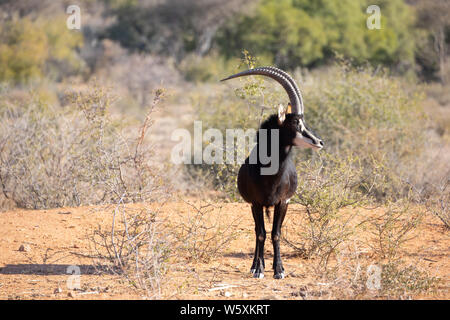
[221, 67, 302, 115]
[263, 67, 304, 114]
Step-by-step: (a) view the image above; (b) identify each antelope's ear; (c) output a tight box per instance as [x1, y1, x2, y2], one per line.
[286, 103, 292, 114]
[278, 104, 286, 125]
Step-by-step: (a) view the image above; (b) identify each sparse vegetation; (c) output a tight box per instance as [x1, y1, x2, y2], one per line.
[169, 201, 242, 263]
[367, 200, 424, 260]
[0, 84, 168, 209]
[0, 0, 448, 300]
[283, 153, 370, 267]
[89, 204, 171, 297]
[379, 261, 440, 296]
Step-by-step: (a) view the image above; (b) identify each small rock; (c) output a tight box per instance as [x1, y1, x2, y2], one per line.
[242, 293, 249, 298]
[18, 244, 30, 252]
[224, 291, 232, 297]
[54, 287, 62, 294]
[68, 291, 75, 298]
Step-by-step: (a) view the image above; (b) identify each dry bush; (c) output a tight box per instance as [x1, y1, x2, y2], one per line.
[87, 200, 243, 296]
[425, 82, 450, 107]
[0, 84, 168, 210]
[0, 97, 101, 209]
[89, 203, 171, 297]
[426, 182, 450, 229]
[339, 259, 439, 298]
[282, 153, 372, 270]
[283, 152, 426, 274]
[0, 83, 173, 297]
[303, 62, 427, 201]
[412, 173, 450, 229]
[169, 201, 242, 263]
[379, 261, 440, 296]
[178, 51, 237, 83]
[366, 200, 424, 260]
[95, 40, 182, 108]
[73, 86, 174, 297]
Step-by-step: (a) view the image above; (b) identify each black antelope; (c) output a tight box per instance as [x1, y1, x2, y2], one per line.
[221, 67, 323, 279]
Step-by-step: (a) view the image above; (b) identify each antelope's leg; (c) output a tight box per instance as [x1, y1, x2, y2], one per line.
[250, 203, 265, 278]
[272, 201, 288, 279]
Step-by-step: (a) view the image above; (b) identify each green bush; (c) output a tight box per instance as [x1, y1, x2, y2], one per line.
[0, 16, 83, 84]
[217, 0, 416, 70]
[302, 62, 425, 199]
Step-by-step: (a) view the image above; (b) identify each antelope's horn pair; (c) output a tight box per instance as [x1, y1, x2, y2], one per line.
[220, 66, 304, 115]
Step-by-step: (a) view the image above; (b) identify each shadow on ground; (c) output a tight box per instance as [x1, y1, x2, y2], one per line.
[0, 264, 118, 275]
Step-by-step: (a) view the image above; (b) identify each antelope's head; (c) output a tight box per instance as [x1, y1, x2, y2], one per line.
[221, 66, 323, 150]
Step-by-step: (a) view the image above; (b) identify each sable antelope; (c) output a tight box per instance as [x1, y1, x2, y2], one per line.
[221, 67, 323, 279]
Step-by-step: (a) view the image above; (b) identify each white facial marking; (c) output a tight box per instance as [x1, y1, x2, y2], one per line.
[293, 132, 315, 148]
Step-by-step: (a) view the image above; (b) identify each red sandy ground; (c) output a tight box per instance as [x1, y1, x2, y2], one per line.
[0, 201, 448, 300]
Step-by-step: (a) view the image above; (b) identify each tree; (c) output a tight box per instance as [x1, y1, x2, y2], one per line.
[414, 0, 450, 83]
[217, 0, 328, 68]
[216, 0, 416, 71]
[106, 0, 256, 61]
[0, 18, 48, 83]
[0, 16, 83, 83]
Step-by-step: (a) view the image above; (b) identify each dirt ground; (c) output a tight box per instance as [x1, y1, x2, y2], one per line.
[0, 200, 448, 300]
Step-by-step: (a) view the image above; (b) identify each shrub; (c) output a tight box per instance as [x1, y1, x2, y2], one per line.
[413, 175, 450, 229]
[0, 84, 168, 210]
[169, 201, 242, 263]
[380, 261, 440, 296]
[302, 62, 426, 200]
[366, 200, 424, 260]
[89, 204, 171, 298]
[283, 153, 371, 269]
[178, 52, 237, 83]
[0, 16, 83, 83]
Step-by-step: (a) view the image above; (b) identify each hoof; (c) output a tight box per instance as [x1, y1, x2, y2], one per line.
[273, 272, 285, 279]
[253, 272, 264, 279]
[250, 268, 256, 274]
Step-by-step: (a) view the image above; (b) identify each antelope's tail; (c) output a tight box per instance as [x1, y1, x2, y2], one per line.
[265, 206, 271, 221]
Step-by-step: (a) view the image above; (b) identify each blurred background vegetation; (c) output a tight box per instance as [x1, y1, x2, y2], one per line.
[0, 0, 448, 84]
